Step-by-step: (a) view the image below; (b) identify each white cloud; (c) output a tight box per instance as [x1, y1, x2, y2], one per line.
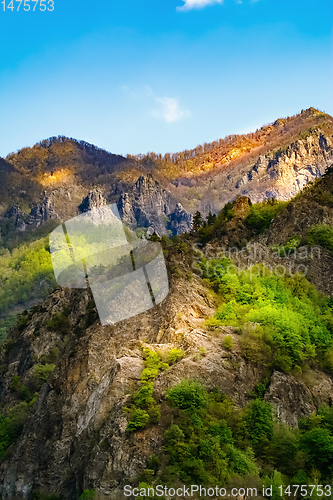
[177, 0, 223, 12]
[121, 85, 189, 123]
[152, 96, 188, 123]
[146, 86, 189, 123]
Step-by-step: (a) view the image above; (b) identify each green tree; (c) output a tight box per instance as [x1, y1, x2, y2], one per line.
[166, 379, 209, 411]
[191, 211, 204, 233]
[206, 211, 217, 226]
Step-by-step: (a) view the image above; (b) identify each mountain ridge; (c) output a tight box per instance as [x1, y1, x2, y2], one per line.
[1, 107, 332, 223]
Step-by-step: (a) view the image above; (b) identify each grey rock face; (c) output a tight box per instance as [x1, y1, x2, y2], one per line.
[5, 204, 22, 219]
[117, 174, 192, 236]
[116, 192, 136, 226]
[4, 204, 26, 232]
[3, 197, 59, 232]
[79, 188, 106, 212]
[29, 196, 59, 227]
[168, 203, 193, 235]
[0, 278, 332, 499]
[234, 132, 333, 203]
[265, 371, 333, 427]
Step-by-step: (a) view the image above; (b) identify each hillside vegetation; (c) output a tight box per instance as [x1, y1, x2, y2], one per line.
[136, 379, 333, 497]
[131, 108, 332, 181]
[0, 237, 56, 341]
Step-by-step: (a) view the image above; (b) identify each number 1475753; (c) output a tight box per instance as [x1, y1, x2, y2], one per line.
[1, 0, 54, 11]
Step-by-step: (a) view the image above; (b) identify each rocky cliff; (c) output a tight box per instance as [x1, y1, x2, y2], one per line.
[1, 176, 192, 238]
[117, 174, 192, 236]
[234, 130, 333, 203]
[1, 273, 333, 499]
[1, 192, 333, 498]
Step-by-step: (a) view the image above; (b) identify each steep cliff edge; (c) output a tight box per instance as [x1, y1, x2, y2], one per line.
[117, 174, 192, 236]
[234, 130, 333, 202]
[0, 238, 333, 499]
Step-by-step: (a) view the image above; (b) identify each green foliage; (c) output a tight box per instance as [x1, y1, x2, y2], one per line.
[133, 384, 155, 409]
[126, 409, 150, 432]
[307, 224, 333, 253]
[148, 405, 161, 424]
[47, 308, 70, 334]
[191, 211, 204, 233]
[150, 380, 333, 491]
[10, 375, 31, 402]
[0, 400, 36, 460]
[78, 489, 96, 500]
[207, 211, 217, 226]
[162, 382, 258, 487]
[0, 315, 18, 344]
[197, 202, 234, 243]
[272, 236, 302, 257]
[164, 424, 185, 444]
[147, 454, 160, 473]
[126, 347, 190, 432]
[245, 199, 288, 233]
[301, 427, 333, 472]
[141, 348, 169, 381]
[323, 347, 333, 373]
[135, 483, 160, 499]
[166, 348, 184, 365]
[248, 379, 269, 400]
[126, 348, 174, 432]
[223, 335, 234, 351]
[262, 470, 286, 500]
[166, 379, 209, 411]
[200, 259, 333, 371]
[33, 364, 56, 388]
[245, 399, 273, 448]
[32, 493, 61, 500]
[0, 237, 56, 320]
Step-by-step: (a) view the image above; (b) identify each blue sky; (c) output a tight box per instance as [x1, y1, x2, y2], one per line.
[0, 0, 332, 158]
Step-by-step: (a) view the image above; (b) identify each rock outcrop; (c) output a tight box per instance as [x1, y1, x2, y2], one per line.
[234, 131, 333, 203]
[79, 189, 107, 212]
[258, 166, 333, 247]
[4, 204, 26, 232]
[265, 371, 333, 427]
[2, 195, 60, 233]
[116, 193, 136, 226]
[28, 195, 59, 227]
[168, 203, 193, 236]
[117, 174, 192, 236]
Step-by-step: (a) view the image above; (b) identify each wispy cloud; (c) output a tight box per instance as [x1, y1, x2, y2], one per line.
[152, 95, 189, 123]
[122, 85, 189, 124]
[177, 0, 223, 12]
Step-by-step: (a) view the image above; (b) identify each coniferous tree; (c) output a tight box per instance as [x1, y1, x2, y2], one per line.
[191, 211, 204, 233]
[207, 211, 217, 226]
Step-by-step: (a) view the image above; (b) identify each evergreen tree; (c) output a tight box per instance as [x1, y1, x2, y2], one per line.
[206, 211, 217, 226]
[191, 211, 204, 233]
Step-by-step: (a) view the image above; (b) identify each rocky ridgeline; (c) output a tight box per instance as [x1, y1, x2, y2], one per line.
[3, 195, 60, 233]
[2, 175, 193, 237]
[79, 175, 193, 236]
[234, 131, 333, 202]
